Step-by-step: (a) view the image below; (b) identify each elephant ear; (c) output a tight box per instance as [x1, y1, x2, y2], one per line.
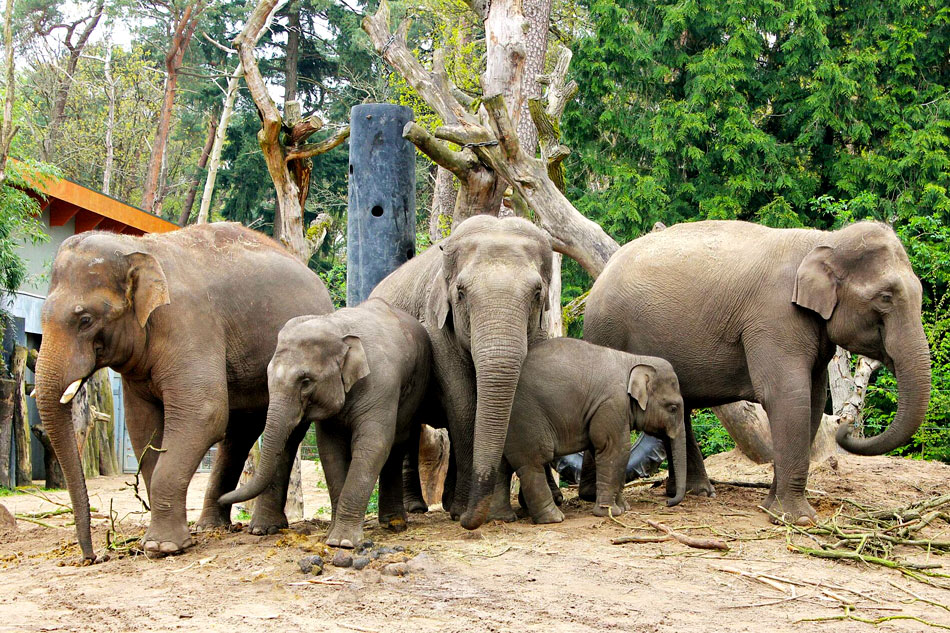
[124, 252, 170, 328]
[341, 335, 370, 392]
[793, 245, 838, 320]
[627, 364, 656, 412]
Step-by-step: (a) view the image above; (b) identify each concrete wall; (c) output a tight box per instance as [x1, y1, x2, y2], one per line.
[22, 207, 75, 296]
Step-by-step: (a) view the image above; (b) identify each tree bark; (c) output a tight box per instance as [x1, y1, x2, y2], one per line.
[428, 166, 456, 241]
[141, 3, 205, 214]
[12, 347, 31, 485]
[284, 0, 300, 103]
[178, 109, 219, 226]
[518, 0, 552, 156]
[31, 425, 66, 489]
[829, 347, 882, 435]
[0, 379, 14, 487]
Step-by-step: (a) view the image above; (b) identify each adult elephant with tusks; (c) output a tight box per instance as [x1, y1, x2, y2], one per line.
[371, 215, 553, 530]
[33, 223, 333, 561]
[583, 220, 931, 526]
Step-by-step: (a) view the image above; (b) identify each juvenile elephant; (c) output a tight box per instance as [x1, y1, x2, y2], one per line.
[219, 299, 432, 548]
[34, 223, 333, 560]
[370, 215, 553, 529]
[584, 221, 931, 524]
[496, 338, 686, 524]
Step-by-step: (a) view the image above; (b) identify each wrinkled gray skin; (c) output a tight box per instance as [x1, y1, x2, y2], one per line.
[33, 223, 333, 560]
[584, 221, 931, 525]
[219, 299, 432, 548]
[370, 215, 553, 529]
[494, 338, 686, 524]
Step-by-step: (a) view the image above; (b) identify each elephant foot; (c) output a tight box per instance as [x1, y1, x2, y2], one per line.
[666, 475, 716, 498]
[762, 493, 817, 526]
[531, 506, 564, 525]
[380, 511, 409, 533]
[248, 513, 288, 536]
[142, 523, 194, 557]
[551, 486, 564, 507]
[194, 509, 231, 532]
[487, 505, 517, 523]
[405, 496, 429, 514]
[592, 502, 625, 518]
[577, 482, 596, 502]
[326, 523, 363, 548]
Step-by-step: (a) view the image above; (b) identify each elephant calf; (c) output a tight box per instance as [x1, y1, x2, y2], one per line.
[497, 338, 687, 524]
[220, 298, 432, 548]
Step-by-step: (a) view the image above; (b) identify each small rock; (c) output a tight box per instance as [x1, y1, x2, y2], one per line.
[0, 504, 15, 532]
[332, 551, 353, 568]
[369, 550, 381, 560]
[298, 557, 314, 574]
[393, 545, 405, 552]
[376, 546, 395, 556]
[359, 539, 374, 550]
[406, 552, 432, 573]
[352, 556, 371, 570]
[381, 562, 409, 577]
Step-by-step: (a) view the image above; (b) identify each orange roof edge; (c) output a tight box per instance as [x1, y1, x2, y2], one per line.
[16, 159, 179, 234]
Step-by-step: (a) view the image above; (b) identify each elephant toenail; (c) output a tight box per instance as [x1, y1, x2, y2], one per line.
[159, 542, 180, 554]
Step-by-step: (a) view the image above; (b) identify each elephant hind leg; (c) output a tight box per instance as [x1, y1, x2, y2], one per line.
[379, 442, 409, 532]
[248, 421, 310, 535]
[197, 409, 263, 531]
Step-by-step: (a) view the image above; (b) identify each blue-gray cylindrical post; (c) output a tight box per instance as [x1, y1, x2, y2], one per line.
[346, 104, 416, 307]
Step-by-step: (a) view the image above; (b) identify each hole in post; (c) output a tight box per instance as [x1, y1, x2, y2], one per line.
[406, 247, 415, 260]
[349, 164, 353, 174]
[371, 205, 384, 217]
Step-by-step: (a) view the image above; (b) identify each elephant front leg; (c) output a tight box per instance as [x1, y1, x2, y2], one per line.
[759, 370, 818, 526]
[665, 408, 716, 499]
[315, 421, 351, 537]
[325, 418, 395, 548]
[143, 399, 227, 556]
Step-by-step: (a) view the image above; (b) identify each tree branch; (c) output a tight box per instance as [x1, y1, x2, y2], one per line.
[403, 122, 478, 178]
[285, 126, 350, 161]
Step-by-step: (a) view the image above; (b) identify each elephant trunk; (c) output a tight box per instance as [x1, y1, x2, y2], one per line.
[460, 304, 529, 530]
[219, 396, 297, 506]
[666, 424, 687, 507]
[836, 319, 931, 455]
[34, 349, 96, 561]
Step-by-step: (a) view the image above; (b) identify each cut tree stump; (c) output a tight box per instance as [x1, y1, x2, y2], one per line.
[0, 378, 14, 487]
[12, 346, 32, 485]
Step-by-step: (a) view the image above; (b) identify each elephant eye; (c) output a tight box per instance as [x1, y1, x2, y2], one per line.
[300, 377, 313, 388]
[456, 287, 465, 301]
[78, 315, 93, 330]
[879, 292, 893, 304]
[668, 404, 678, 414]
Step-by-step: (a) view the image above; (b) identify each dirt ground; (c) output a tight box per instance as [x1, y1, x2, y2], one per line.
[1, 454, 948, 633]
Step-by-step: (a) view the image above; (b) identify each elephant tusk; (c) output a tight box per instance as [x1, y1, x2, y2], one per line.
[60, 379, 84, 404]
[29, 387, 36, 398]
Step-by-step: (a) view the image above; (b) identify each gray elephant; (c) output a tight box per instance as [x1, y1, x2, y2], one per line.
[584, 220, 931, 525]
[495, 338, 687, 524]
[219, 299, 432, 548]
[33, 223, 333, 560]
[370, 215, 553, 529]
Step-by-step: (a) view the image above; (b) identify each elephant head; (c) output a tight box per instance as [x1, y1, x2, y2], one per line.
[793, 221, 931, 455]
[218, 315, 370, 506]
[33, 233, 170, 561]
[627, 360, 687, 506]
[431, 215, 552, 529]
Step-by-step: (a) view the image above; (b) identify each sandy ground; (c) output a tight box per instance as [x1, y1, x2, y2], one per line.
[1, 453, 949, 633]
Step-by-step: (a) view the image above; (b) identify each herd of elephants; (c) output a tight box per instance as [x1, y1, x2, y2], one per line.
[32, 213, 930, 563]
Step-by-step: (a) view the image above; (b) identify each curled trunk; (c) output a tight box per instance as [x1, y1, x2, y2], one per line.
[219, 398, 296, 506]
[836, 324, 931, 455]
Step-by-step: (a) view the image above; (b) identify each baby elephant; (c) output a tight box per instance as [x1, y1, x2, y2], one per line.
[220, 298, 432, 548]
[499, 338, 686, 523]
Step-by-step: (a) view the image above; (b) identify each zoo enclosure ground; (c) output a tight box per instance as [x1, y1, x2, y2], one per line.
[1, 454, 948, 633]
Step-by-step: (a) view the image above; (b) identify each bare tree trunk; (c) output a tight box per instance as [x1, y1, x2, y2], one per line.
[31, 425, 66, 489]
[178, 109, 219, 226]
[197, 70, 240, 224]
[38, 1, 105, 163]
[0, 0, 16, 185]
[284, 0, 300, 103]
[711, 402, 773, 464]
[829, 347, 882, 436]
[518, 0, 552, 156]
[142, 3, 205, 213]
[428, 166, 456, 241]
[102, 45, 116, 195]
[0, 379, 13, 487]
[12, 347, 31, 485]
